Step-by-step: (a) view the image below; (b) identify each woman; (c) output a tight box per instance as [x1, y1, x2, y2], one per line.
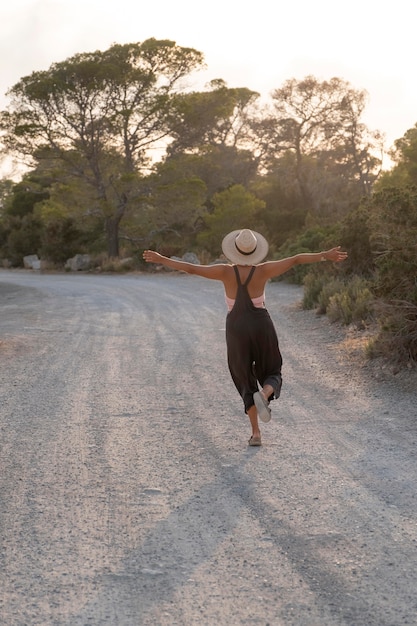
[143, 229, 347, 446]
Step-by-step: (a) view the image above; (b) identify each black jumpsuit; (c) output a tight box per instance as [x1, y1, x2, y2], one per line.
[225, 266, 282, 413]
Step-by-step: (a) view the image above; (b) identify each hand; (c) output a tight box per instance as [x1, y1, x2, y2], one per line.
[324, 246, 348, 262]
[143, 250, 164, 264]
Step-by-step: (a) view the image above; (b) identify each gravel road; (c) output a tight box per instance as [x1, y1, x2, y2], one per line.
[1, 269, 417, 626]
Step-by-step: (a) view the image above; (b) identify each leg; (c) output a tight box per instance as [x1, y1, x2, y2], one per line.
[253, 383, 275, 424]
[247, 404, 261, 446]
[226, 321, 259, 441]
[248, 404, 261, 438]
[262, 383, 274, 400]
[252, 311, 283, 403]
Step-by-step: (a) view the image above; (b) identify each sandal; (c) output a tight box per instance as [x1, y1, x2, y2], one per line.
[254, 391, 271, 423]
[248, 435, 262, 446]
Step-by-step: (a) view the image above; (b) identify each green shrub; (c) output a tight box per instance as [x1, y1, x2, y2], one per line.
[40, 217, 84, 264]
[277, 225, 340, 285]
[5, 214, 43, 266]
[303, 272, 374, 326]
[302, 271, 329, 309]
[94, 255, 138, 273]
[327, 277, 374, 326]
[367, 187, 417, 301]
[339, 205, 374, 276]
[317, 278, 346, 314]
[367, 300, 417, 363]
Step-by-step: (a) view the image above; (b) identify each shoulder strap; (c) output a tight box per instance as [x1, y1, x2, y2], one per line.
[233, 265, 256, 287]
[232, 265, 242, 286]
[243, 266, 256, 287]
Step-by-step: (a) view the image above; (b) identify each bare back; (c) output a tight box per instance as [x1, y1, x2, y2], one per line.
[222, 264, 268, 300]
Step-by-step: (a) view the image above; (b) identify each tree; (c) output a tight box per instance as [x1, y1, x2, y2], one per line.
[40, 217, 85, 264]
[197, 185, 265, 254]
[339, 204, 375, 276]
[0, 178, 15, 215]
[251, 158, 307, 249]
[167, 79, 260, 155]
[366, 187, 417, 302]
[263, 76, 383, 219]
[0, 39, 205, 257]
[159, 145, 260, 206]
[4, 177, 49, 218]
[0, 174, 48, 264]
[2, 213, 43, 265]
[376, 124, 417, 189]
[124, 159, 208, 254]
[364, 187, 417, 363]
[163, 80, 263, 196]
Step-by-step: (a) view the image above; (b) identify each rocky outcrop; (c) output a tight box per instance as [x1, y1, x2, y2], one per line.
[65, 254, 91, 271]
[181, 252, 200, 264]
[23, 255, 41, 270]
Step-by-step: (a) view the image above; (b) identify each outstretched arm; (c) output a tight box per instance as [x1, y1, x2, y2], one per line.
[261, 246, 348, 280]
[142, 250, 227, 280]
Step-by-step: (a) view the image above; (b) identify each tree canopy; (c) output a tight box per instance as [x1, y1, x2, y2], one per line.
[1, 39, 205, 256]
[263, 76, 383, 217]
[0, 44, 388, 263]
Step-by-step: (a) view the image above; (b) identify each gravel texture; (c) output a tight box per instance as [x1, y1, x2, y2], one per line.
[0, 269, 417, 626]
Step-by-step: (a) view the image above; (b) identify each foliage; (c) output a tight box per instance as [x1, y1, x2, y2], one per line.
[196, 185, 265, 255]
[0, 175, 47, 264]
[129, 163, 208, 254]
[303, 271, 373, 326]
[3, 177, 49, 218]
[276, 225, 340, 283]
[1, 63, 387, 264]
[93, 255, 139, 273]
[351, 186, 417, 363]
[316, 277, 347, 314]
[3, 214, 43, 265]
[326, 277, 374, 326]
[264, 75, 383, 218]
[0, 39, 205, 257]
[333, 186, 417, 363]
[365, 187, 417, 302]
[162, 145, 259, 201]
[40, 217, 85, 264]
[251, 160, 307, 249]
[339, 204, 374, 276]
[302, 271, 332, 309]
[167, 80, 260, 156]
[367, 300, 417, 363]
[376, 124, 417, 189]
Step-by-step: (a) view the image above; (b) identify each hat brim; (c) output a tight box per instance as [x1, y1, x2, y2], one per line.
[221, 230, 269, 265]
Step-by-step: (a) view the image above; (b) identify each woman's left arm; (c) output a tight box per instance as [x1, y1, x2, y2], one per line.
[261, 246, 348, 280]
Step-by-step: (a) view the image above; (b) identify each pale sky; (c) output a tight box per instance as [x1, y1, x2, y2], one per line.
[1, 0, 416, 172]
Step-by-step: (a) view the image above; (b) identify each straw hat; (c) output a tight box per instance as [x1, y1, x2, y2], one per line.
[221, 229, 269, 265]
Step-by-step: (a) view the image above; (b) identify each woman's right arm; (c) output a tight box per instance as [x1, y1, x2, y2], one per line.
[142, 250, 228, 281]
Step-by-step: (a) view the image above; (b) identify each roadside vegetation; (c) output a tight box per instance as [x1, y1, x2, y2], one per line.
[0, 38, 416, 366]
